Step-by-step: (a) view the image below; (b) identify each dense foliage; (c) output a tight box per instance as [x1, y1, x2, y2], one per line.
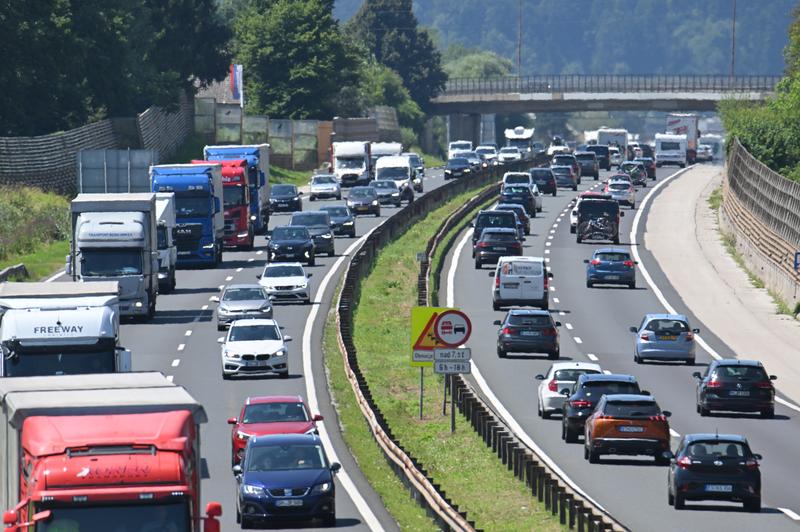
[0, 0, 230, 136]
[0, 187, 69, 260]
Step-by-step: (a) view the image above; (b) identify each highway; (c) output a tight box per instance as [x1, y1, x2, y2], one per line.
[58, 169, 446, 531]
[443, 166, 800, 531]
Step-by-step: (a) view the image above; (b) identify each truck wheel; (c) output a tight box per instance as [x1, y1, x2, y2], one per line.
[147, 298, 156, 320]
[308, 255, 315, 267]
[169, 269, 177, 292]
[245, 228, 255, 251]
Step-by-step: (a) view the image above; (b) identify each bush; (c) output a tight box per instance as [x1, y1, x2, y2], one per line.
[0, 186, 70, 260]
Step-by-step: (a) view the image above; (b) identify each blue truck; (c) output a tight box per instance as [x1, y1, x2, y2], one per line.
[203, 144, 270, 233]
[149, 164, 225, 267]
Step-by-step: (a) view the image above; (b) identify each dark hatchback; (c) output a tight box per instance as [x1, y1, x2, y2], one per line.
[494, 309, 560, 359]
[585, 145, 611, 170]
[584, 248, 637, 288]
[634, 156, 657, 179]
[444, 157, 472, 180]
[694, 359, 777, 418]
[471, 209, 520, 250]
[500, 185, 537, 216]
[320, 206, 356, 237]
[561, 374, 642, 443]
[495, 203, 531, 234]
[575, 151, 600, 179]
[530, 168, 557, 196]
[666, 433, 762, 512]
[270, 184, 303, 213]
[346, 186, 380, 217]
[289, 211, 334, 257]
[267, 225, 315, 266]
[551, 165, 578, 191]
[234, 434, 340, 527]
[473, 228, 521, 268]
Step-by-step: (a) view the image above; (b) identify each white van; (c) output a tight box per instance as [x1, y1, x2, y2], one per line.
[375, 155, 415, 201]
[655, 133, 687, 168]
[502, 171, 534, 188]
[492, 256, 551, 310]
[448, 140, 473, 160]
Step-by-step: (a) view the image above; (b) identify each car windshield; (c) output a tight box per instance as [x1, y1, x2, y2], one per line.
[291, 213, 328, 226]
[508, 315, 551, 327]
[372, 180, 397, 189]
[596, 252, 630, 262]
[377, 167, 408, 180]
[322, 207, 349, 217]
[272, 184, 296, 195]
[229, 324, 281, 342]
[450, 142, 471, 151]
[476, 213, 515, 228]
[554, 368, 600, 381]
[81, 249, 142, 276]
[243, 402, 308, 423]
[248, 443, 326, 472]
[608, 183, 630, 191]
[505, 174, 530, 184]
[586, 146, 609, 156]
[223, 185, 246, 207]
[644, 319, 688, 334]
[580, 381, 639, 396]
[223, 287, 267, 301]
[272, 227, 309, 240]
[711, 365, 768, 380]
[448, 158, 469, 167]
[686, 441, 747, 459]
[603, 401, 660, 418]
[497, 206, 526, 218]
[34, 503, 189, 532]
[312, 175, 336, 185]
[156, 226, 168, 250]
[350, 187, 376, 198]
[264, 265, 305, 277]
[482, 232, 517, 242]
[406, 155, 421, 165]
[476, 148, 495, 155]
[336, 157, 364, 169]
[579, 201, 618, 218]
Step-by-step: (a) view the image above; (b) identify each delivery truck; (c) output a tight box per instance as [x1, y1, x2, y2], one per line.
[331, 141, 372, 186]
[666, 113, 699, 164]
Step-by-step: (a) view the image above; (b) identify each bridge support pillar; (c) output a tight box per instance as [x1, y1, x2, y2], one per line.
[480, 113, 496, 146]
[447, 114, 481, 147]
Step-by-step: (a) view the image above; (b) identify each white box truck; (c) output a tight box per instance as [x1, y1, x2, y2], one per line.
[597, 128, 629, 162]
[666, 113, 699, 164]
[655, 133, 688, 168]
[155, 192, 177, 292]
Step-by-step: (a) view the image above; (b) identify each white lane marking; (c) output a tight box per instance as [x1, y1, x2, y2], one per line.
[225, 276, 233, 282]
[553, 297, 560, 304]
[236, 267, 243, 272]
[544, 249, 550, 254]
[545, 242, 552, 247]
[559, 311, 566, 316]
[669, 429, 681, 438]
[302, 225, 386, 531]
[550, 229, 556, 234]
[565, 323, 573, 330]
[547, 235, 554, 240]
[549, 286, 556, 292]
[544, 258, 550, 263]
[177, 344, 185, 352]
[630, 167, 800, 415]
[574, 337, 583, 344]
[44, 270, 66, 282]
[778, 508, 800, 521]
[587, 353, 599, 361]
[201, 304, 209, 311]
[256, 250, 263, 255]
[166, 375, 174, 382]
[248, 258, 255, 262]
[172, 359, 181, 367]
[447, 228, 610, 512]
[185, 330, 192, 337]
[209, 296, 216, 301]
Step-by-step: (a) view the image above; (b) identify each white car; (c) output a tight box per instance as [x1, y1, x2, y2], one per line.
[535, 362, 602, 418]
[498, 147, 522, 163]
[258, 262, 311, 304]
[609, 147, 622, 167]
[219, 319, 291, 379]
[308, 174, 342, 201]
[696, 144, 713, 162]
[476, 145, 499, 166]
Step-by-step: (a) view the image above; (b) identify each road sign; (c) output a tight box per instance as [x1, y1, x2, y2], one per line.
[410, 307, 449, 367]
[434, 348, 471, 362]
[413, 350, 434, 363]
[434, 361, 472, 374]
[433, 309, 472, 347]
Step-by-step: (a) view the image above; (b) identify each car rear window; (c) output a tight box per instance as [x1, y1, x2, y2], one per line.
[644, 319, 688, 333]
[553, 156, 574, 164]
[483, 232, 517, 242]
[554, 369, 600, 381]
[581, 381, 640, 396]
[505, 174, 530, 184]
[579, 201, 618, 217]
[476, 212, 515, 228]
[596, 252, 630, 262]
[223, 288, 267, 301]
[508, 315, 551, 326]
[603, 401, 660, 418]
[503, 186, 530, 195]
[576, 154, 595, 161]
[686, 441, 747, 459]
[608, 183, 630, 191]
[500, 260, 543, 276]
[712, 365, 768, 380]
[531, 170, 553, 179]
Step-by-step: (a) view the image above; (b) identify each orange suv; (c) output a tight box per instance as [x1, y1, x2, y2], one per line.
[584, 394, 672, 464]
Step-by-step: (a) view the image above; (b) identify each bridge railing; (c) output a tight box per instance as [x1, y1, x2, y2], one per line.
[441, 75, 781, 96]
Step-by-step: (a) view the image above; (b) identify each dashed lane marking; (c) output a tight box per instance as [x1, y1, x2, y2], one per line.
[201, 305, 209, 311]
[553, 297, 560, 304]
[225, 276, 233, 282]
[586, 353, 599, 361]
[171, 359, 180, 367]
[670, 429, 681, 438]
[185, 330, 192, 337]
[778, 508, 800, 521]
[248, 258, 255, 262]
[256, 250, 263, 255]
[166, 375, 174, 382]
[177, 344, 185, 352]
[565, 323, 573, 330]
[574, 337, 583, 344]
[236, 267, 243, 272]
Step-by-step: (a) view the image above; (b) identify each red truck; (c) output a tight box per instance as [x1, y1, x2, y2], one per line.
[192, 159, 254, 250]
[0, 372, 221, 532]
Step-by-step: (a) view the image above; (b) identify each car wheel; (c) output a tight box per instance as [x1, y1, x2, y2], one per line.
[548, 350, 559, 360]
[492, 301, 501, 311]
[497, 346, 506, 358]
[474, 259, 482, 269]
[631, 203, 636, 210]
[375, 210, 380, 218]
[594, 175, 599, 181]
[241, 516, 254, 529]
[564, 425, 579, 443]
[542, 300, 549, 310]
[634, 352, 642, 364]
[280, 371, 289, 379]
[337, 194, 342, 200]
[530, 209, 536, 219]
[760, 407, 774, 419]
[588, 448, 600, 463]
[628, 281, 635, 289]
[572, 185, 578, 191]
[222, 373, 231, 380]
[586, 280, 593, 288]
[686, 358, 695, 366]
[570, 226, 576, 234]
[537, 401, 543, 418]
[576, 235, 582, 243]
[308, 256, 316, 267]
[236, 507, 242, 524]
[655, 453, 669, 466]
[699, 404, 709, 417]
[328, 249, 335, 257]
[674, 494, 685, 510]
[745, 498, 761, 513]
[613, 236, 620, 245]
[552, 190, 557, 197]
[668, 490, 675, 506]
[310, 195, 316, 202]
[217, 324, 224, 332]
[323, 513, 337, 527]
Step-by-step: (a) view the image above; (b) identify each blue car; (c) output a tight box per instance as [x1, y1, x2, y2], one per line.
[629, 313, 699, 365]
[234, 434, 340, 527]
[584, 248, 637, 288]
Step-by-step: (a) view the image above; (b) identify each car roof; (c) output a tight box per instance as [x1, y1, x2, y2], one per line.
[684, 433, 748, 444]
[579, 373, 638, 383]
[499, 256, 543, 263]
[478, 209, 514, 216]
[264, 261, 304, 268]
[273, 224, 305, 230]
[603, 394, 656, 403]
[245, 395, 305, 406]
[230, 318, 278, 327]
[550, 362, 602, 371]
[712, 359, 764, 367]
[496, 203, 525, 210]
[250, 433, 321, 447]
[504, 172, 530, 177]
[593, 247, 630, 255]
[644, 313, 688, 321]
[293, 210, 328, 216]
[508, 309, 551, 316]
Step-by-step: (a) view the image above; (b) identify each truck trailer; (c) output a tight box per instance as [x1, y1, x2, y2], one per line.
[0, 372, 221, 532]
[655, 133, 688, 168]
[192, 159, 254, 249]
[331, 141, 372, 186]
[155, 193, 178, 292]
[68, 194, 159, 320]
[0, 282, 130, 377]
[666, 113, 699, 164]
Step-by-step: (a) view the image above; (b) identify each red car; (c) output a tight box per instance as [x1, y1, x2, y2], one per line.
[227, 395, 323, 465]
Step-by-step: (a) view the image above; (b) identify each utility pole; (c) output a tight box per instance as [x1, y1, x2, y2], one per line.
[730, 0, 737, 78]
[517, 0, 522, 77]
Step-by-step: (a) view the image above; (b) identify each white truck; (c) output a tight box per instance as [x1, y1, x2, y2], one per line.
[370, 142, 403, 170]
[68, 193, 159, 320]
[597, 128, 629, 161]
[375, 155, 418, 197]
[0, 281, 130, 377]
[448, 140, 473, 160]
[331, 141, 372, 187]
[700, 134, 725, 160]
[155, 192, 177, 292]
[504, 126, 536, 160]
[666, 113, 699, 164]
[655, 133, 688, 168]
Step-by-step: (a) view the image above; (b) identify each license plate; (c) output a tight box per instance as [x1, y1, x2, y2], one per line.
[704, 484, 733, 493]
[243, 360, 266, 367]
[276, 499, 304, 507]
[521, 331, 540, 337]
[277, 203, 288, 207]
[618, 426, 645, 432]
[493, 247, 506, 251]
[658, 335, 677, 341]
[605, 275, 620, 280]
[729, 390, 751, 397]
[503, 283, 519, 288]
[287, 247, 293, 251]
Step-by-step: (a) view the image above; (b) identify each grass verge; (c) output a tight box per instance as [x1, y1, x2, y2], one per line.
[0, 241, 70, 281]
[272, 166, 312, 186]
[707, 185, 723, 211]
[350, 187, 565, 531]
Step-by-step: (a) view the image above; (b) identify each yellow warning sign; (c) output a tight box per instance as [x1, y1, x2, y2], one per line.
[410, 307, 449, 367]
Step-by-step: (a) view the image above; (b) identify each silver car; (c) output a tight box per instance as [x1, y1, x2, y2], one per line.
[213, 284, 273, 331]
[258, 262, 311, 304]
[309, 174, 342, 201]
[629, 314, 699, 365]
[605, 179, 636, 208]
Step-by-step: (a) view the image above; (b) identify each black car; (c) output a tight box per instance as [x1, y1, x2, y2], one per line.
[473, 228, 521, 268]
[495, 203, 531, 235]
[471, 210, 520, 251]
[289, 211, 335, 257]
[444, 157, 471, 180]
[551, 165, 578, 191]
[346, 186, 380, 217]
[494, 309, 560, 359]
[694, 359, 777, 418]
[634, 156, 657, 179]
[267, 225, 315, 266]
[270, 184, 303, 212]
[585, 145, 611, 171]
[666, 433, 762, 512]
[371, 179, 403, 207]
[500, 185, 537, 216]
[575, 198, 623, 244]
[575, 151, 600, 180]
[320, 206, 356, 237]
[530, 168, 557, 196]
[640, 144, 655, 159]
[561, 374, 642, 443]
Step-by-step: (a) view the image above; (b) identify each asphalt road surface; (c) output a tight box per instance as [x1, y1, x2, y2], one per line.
[444, 165, 800, 531]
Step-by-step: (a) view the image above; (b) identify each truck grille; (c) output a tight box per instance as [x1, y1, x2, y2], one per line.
[175, 223, 203, 252]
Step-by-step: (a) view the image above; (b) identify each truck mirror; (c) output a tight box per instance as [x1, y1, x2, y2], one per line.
[205, 502, 223, 519]
[283, 335, 293, 342]
[330, 462, 342, 473]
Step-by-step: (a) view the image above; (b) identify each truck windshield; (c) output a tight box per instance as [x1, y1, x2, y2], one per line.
[81, 249, 142, 276]
[157, 226, 168, 250]
[336, 157, 364, 169]
[223, 185, 246, 207]
[376, 167, 408, 180]
[5, 348, 115, 376]
[35, 502, 189, 532]
[175, 194, 210, 218]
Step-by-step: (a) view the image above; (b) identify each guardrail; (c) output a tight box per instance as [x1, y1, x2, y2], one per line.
[0, 264, 27, 282]
[418, 183, 629, 532]
[335, 161, 526, 530]
[440, 75, 781, 96]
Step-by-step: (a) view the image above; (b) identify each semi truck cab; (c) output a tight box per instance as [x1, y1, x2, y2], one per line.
[203, 145, 270, 233]
[193, 159, 254, 249]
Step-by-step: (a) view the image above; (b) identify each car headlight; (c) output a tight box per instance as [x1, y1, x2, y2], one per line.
[311, 482, 331, 494]
[445, 170, 451, 174]
[464, 169, 471, 173]
[218, 307, 232, 316]
[343, 220, 354, 226]
[391, 192, 399, 197]
[274, 348, 286, 357]
[236, 430, 253, 440]
[259, 304, 271, 312]
[371, 200, 378, 206]
[242, 484, 264, 496]
[293, 196, 300, 201]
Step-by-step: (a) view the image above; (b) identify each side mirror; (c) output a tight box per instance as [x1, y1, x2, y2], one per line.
[283, 335, 293, 342]
[629, 326, 638, 333]
[662, 451, 675, 461]
[752, 453, 763, 460]
[232, 465, 243, 476]
[555, 321, 562, 327]
[488, 271, 494, 277]
[770, 375, 778, 380]
[217, 337, 225, 344]
[692, 371, 702, 379]
[256, 274, 262, 280]
[330, 462, 342, 473]
[548, 272, 554, 278]
[3, 511, 16, 526]
[620, 211, 625, 217]
[662, 410, 672, 418]
[298, 191, 304, 195]
[640, 390, 651, 396]
[469, 222, 474, 228]
[210, 296, 220, 303]
[313, 414, 324, 421]
[227, 417, 237, 425]
[307, 273, 313, 278]
[205, 502, 222, 518]
[692, 328, 700, 333]
[493, 320, 502, 326]
[535, 374, 545, 380]
[583, 259, 590, 263]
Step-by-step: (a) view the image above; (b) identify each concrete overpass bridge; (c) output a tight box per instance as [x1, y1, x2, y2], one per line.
[431, 74, 780, 144]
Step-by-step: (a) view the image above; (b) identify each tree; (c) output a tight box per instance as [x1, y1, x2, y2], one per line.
[347, 0, 447, 111]
[444, 49, 513, 79]
[233, 0, 360, 118]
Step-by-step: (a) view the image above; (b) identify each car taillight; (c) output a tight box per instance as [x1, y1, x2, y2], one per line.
[677, 456, 692, 469]
[495, 275, 500, 289]
[640, 333, 650, 341]
[502, 327, 517, 335]
[543, 274, 549, 291]
[590, 259, 601, 266]
[604, 185, 609, 192]
[755, 381, 774, 389]
[745, 458, 760, 470]
[548, 379, 558, 392]
[542, 328, 557, 336]
[623, 260, 634, 268]
[477, 242, 489, 248]
[570, 400, 592, 408]
[510, 242, 522, 248]
[706, 380, 722, 388]
[648, 415, 667, 422]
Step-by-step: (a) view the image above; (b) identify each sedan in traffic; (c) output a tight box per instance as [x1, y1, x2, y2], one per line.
[290, 211, 335, 257]
[308, 174, 342, 201]
[630, 313, 698, 365]
[270, 184, 303, 213]
[561, 374, 642, 443]
[605, 179, 636, 208]
[499, 147, 522, 163]
[694, 359, 777, 418]
[320, 205, 356, 237]
[495, 203, 531, 235]
[474, 228, 522, 268]
[495, 309, 561, 359]
[219, 319, 291, 379]
[530, 168, 557, 196]
[585, 248, 637, 288]
[500, 184, 538, 216]
[258, 262, 311, 304]
[371, 179, 403, 207]
[213, 284, 273, 330]
[536, 362, 602, 418]
[267, 226, 315, 266]
[347, 186, 380, 216]
[444, 157, 471, 180]
[551, 165, 578, 191]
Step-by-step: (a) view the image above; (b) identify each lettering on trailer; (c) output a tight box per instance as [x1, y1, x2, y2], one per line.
[33, 325, 84, 336]
[75, 464, 152, 480]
